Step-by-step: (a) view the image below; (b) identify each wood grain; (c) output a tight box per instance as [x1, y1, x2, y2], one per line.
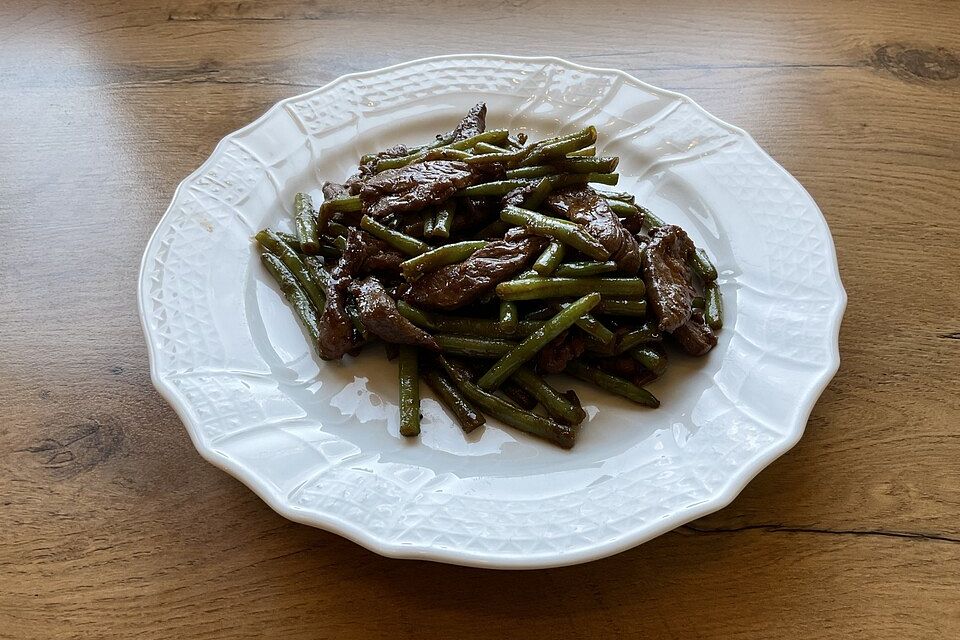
[1, 1, 959, 638]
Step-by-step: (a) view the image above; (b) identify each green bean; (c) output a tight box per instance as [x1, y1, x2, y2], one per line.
[400, 240, 487, 280]
[597, 189, 635, 204]
[478, 293, 601, 390]
[396, 300, 436, 330]
[276, 231, 341, 260]
[643, 207, 666, 228]
[504, 156, 619, 179]
[499, 301, 518, 333]
[511, 367, 587, 425]
[435, 334, 518, 358]
[500, 206, 609, 260]
[344, 301, 369, 342]
[374, 147, 473, 172]
[439, 357, 576, 448]
[326, 221, 352, 238]
[422, 367, 485, 433]
[255, 229, 326, 313]
[522, 177, 554, 209]
[317, 195, 362, 231]
[606, 200, 641, 217]
[334, 235, 348, 253]
[553, 260, 618, 277]
[428, 200, 455, 238]
[705, 282, 723, 329]
[294, 192, 320, 254]
[691, 247, 718, 282]
[595, 298, 647, 316]
[584, 323, 661, 356]
[359, 215, 428, 256]
[446, 129, 510, 151]
[521, 126, 597, 166]
[473, 141, 508, 154]
[474, 219, 511, 239]
[532, 242, 566, 275]
[496, 276, 645, 301]
[260, 253, 321, 344]
[398, 346, 421, 437]
[460, 179, 535, 197]
[507, 133, 527, 148]
[573, 313, 615, 345]
[692, 296, 705, 309]
[566, 145, 596, 157]
[630, 345, 668, 376]
[549, 172, 619, 188]
[422, 207, 436, 237]
[303, 256, 332, 294]
[564, 361, 660, 408]
[462, 129, 588, 167]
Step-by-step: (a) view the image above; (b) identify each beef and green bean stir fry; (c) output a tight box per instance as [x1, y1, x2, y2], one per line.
[256, 104, 722, 449]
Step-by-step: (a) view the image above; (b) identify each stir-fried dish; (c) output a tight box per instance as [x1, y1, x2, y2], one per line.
[256, 104, 722, 448]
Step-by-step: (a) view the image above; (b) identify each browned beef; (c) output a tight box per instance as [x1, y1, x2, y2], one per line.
[348, 277, 439, 351]
[641, 224, 696, 332]
[317, 287, 358, 360]
[321, 181, 349, 201]
[501, 182, 538, 208]
[537, 331, 587, 374]
[359, 160, 497, 219]
[546, 187, 642, 273]
[672, 309, 717, 356]
[337, 227, 405, 276]
[445, 102, 486, 141]
[402, 227, 545, 311]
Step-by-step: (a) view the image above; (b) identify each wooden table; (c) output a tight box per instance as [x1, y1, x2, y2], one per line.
[2, 1, 958, 637]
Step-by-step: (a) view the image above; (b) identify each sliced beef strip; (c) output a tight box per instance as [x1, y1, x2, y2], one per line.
[359, 160, 500, 219]
[537, 331, 587, 374]
[337, 227, 405, 277]
[501, 182, 538, 208]
[641, 224, 696, 332]
[321, 180, 349, 201]
[402, 227, 545, 311]
[316, 287, 358, 360]
[444, 102, 486, 142]
[545, 187, 642, 273]
[348, 277, 439, 351]
[672, 309, 717, 356]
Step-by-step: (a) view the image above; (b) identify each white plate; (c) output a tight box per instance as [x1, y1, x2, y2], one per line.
[138, 54, 845, 569]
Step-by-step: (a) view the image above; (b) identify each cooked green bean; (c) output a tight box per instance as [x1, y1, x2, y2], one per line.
[435, 334, 517, 358]
[499, 301, 518, 333]
[507, 133, 527, 148]
[400, 240, 487, 280]
[595, 298, 647, 316]
[422, 207, 436, 237]
[374, 147, 473, 172]
[478, 293, 601, 390]
[705, 282, 723, 329]
[606, 199, 641, 217]
[428, 200, 454, 238]
[511, 367, 587, 425]
[643, 208, 666, 228]
[359, 215, 428, 256]
[446, 129, 510, 151]
[317, 195, 362, 231]
[691, 296, 705, 309]
[334, 235, 348, 253]
[460, 179, 535, 197]
[326, 221, 352, 238]
[294, 192, 320, 254]
[463, 129, 590, 167]
[439, 357, 576, 448]
[691, 247, 719, 282]
[584, 322, 662, 356]
[500, 206, 609, 260]
[255, 229, 327, 313]
[504, 156, 619, 179]
[554, 260, 618, 277]
[573, 313, 616, 345]
[472, 141, 509, 154]
[474, 219, 511, 239]
[396, 300, 436, 330]
[398, 346, 421, 437]
[276, 231, 341, 260]
[566, 145, 596, 157]
[260, 252, 321, 344]
[522, 177, 554, 209]
[549, 172, 620, 188]
[630, 345, 668, 376]
[303, 256, 332, 294]
[422, 367, 485, 433]
[521, 126, 597, 166]
[596, 189, 635, 204]
[532, 242, 566, 275]
[564, 361, 660, 408]
[496, 276, 645, 301]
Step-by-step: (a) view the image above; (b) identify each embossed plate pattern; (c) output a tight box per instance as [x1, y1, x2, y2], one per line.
[138, 55, 845, 569]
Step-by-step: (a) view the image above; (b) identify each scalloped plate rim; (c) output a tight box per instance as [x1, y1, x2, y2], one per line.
[138, 53, 846, 569]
